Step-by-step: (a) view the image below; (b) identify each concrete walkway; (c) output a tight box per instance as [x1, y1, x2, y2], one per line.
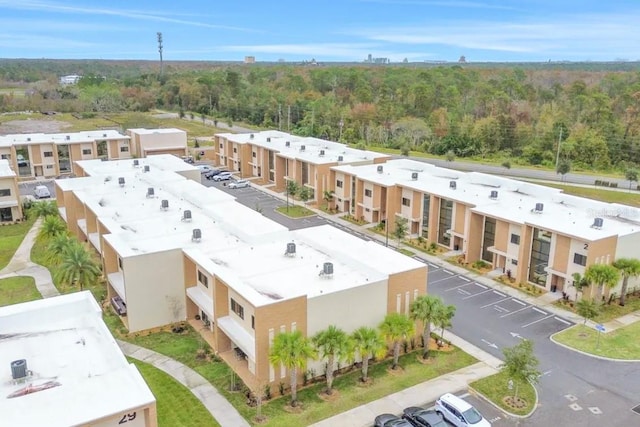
[0, 217, 59, 298]
[118, 340, 250, 427]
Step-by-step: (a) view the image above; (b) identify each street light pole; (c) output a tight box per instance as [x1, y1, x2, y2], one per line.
[385, 217, 389, 247]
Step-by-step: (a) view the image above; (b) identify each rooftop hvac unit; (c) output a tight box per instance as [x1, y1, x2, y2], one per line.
[338, 155, 344, 161]
[161, 199, 169, 210]
[319, 149, 325, 156]
[103, 133, 107, 137]
[146, 187, 154, 198]
[118, 177, 125, 187]
[285, 141, 290, 147]
[133, 159, 139, 167]
[534, 203, 544, 213]
[490, 190, 498, 199]
[300, 145, 306, 151]
[267, 137, 271, 142]
[411, 172, 418, 180]
[449, 181, 457, 190]
[285, 242, 296, 256]
[27, 137, 31, 142]
[250, 133, 254, 139]
[65, 135, 70, 141]
[182, 210, 192, 222]
[192, 228, 202, 242]
[11, 359, 27, 380]
[319, 262, 334, 277]
[377, 165, 383, 173]
[144, 165, 150, 172]
[592, 217, 604, 229]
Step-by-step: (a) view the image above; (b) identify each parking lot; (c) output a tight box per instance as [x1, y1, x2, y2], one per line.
[19, 180, 56, 200]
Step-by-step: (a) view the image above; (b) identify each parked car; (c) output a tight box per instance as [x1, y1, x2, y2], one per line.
[435, 394, 491, 427]
[374, 413, 413, 427]
[16, 154, 28, 167]
[228, 179, 250, 189]
[402, 407, 447, 427]
[181, 155, 194, 164]
[212, 172, 233, 182]
[197, 165, 214, 174]
[205, 169, 228, 179]
[34, 185, 51, 199]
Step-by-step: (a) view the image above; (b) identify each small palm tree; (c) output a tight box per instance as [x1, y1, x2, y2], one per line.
[410, 295, 444, 359]
[55, 241, 101, 292]
[268, 330, 316, 407]
[379, 312, 415, 370]
[312, 325, 352, 394]
[584, 264, 620, 302]
[30, 200, 58, 218]
[435, 304, 456, 343]
[46, 233, 72, 263]
[285, 180, 299, 212]
[576, 299, 600, 325]
[323, 190, 334, 210]
[612, 258, 640, 306]
[351, 326, 386, 382]
[393, 217, 408, 248]
[571, 272, 589, 301]
[37, 215, 67, 242]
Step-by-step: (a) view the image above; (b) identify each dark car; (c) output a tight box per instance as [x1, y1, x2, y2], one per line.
[374, 413, 413, 427]
[402, 407, 447, 427]
[205, 169, 228, 179]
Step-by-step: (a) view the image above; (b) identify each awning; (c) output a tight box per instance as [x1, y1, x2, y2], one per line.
[186, 286, 214, 319]
[217, 316, 256, 361]
[0, 200, 19, 208]
[544, 266, 569, 279]
[487, 245, 508, 257]
[107, 271, 126, 302]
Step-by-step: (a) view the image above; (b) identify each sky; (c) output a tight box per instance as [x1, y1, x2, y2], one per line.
[1, 0, 639, 62]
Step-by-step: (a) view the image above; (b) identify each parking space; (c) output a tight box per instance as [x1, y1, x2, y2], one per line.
[415, 393, 517, 427]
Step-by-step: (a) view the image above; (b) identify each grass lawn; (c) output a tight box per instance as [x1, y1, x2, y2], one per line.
[0, 276, 41, 306]
[0, 217, 36, 270]
[276, 205, 316, 218]
[554, 294, 640, 323]
[129, 358, 221, 427]
[553, 324, 640, 360]
[532, 182, 640, 207]
[398, 248, 415, 257]
[470, 370, 536, 416]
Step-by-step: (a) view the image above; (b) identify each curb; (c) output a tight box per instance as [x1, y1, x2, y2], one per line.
[468, 379, 539, 419]
[550, 325, 640, 363]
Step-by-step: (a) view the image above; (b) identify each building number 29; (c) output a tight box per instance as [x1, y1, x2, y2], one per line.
[118, 412, 137, 424]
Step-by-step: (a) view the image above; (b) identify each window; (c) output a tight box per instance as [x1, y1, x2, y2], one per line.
[219, 143, 223, 149]
[511, 259, 518, 266]
[120, 146, 129, 152]
[233, 147, 237, 153]
[43, 151, 53, 158]
[252, 152, 256, 158]
[336, 180, 343, 188]
[118, 257, 123, 269]
[0, 189, 10, 197]
[0, 154, 9, 160]
[364, 189, 372, 197]
[481, 217, 496, 262]
[573, 253, 587, 266]
[510, 234, 520, 245]
[82, 149, 92, 155]
[402, 197, 411, 207]
[230, 298, 244, 320]
[197, 270, 209, 288]
[251, 315, 255, 329]
[46, 165, 53, 169]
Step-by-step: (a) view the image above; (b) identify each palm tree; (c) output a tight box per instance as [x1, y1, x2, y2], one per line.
[410, 295, 444, 359]
[571, 272, 589, 301]
[46, 234, 72, 263]
[612, 258, 640, 306]
[30, 200, 58, 218]
[55, 241, 101, 292]
[37, 215, 67, 242]
[435, 304, 456, 344]
[323, 190, 334, 210]
[584, 264, 620, 302]
[268, 330, 316, 407]
[312, 325, 352, 394]
[351, 326, 386, 383]
[576, 299, 600, 325]
[379, 313, 415, 370]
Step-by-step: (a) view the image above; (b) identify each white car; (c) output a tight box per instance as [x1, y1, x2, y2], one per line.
[34, 185, 51, 199]
[435, 393, 491, 427]
[212, 172, 233, 182]
[197, 165, 214, 174]
[228, 179, 250, 189]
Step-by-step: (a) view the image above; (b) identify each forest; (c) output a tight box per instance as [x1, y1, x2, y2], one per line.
[2, 59, 640, 172]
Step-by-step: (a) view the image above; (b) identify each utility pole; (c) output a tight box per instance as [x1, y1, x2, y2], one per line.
[555, 127, 563, 171]
[157, 32, 164, 80]
[278, 104, 282, 131]
[339, 116, 344, 141]
[287, 105, 291, 132]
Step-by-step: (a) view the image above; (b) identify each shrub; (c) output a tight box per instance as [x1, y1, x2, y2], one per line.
[278, 382, 285, 396]
[264, 384, 272, 400]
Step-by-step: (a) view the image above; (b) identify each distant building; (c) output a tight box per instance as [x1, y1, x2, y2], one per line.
[0, 159, 22, 222]
[127, 128, 188, 158]
[59, 74, 82, 85]
[364, 54, 389, 64]
[244, 56, 256, 64]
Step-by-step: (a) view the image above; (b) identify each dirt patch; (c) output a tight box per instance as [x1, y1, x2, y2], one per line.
[503, 396, 528, 410]
[318, 389, 340, 402]
[356, 377, 373, 388]
[0, 119, 71, 134]
[283, 403, 305, 413]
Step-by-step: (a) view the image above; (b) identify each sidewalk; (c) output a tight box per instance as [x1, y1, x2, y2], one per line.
[119, 341, 250, 427]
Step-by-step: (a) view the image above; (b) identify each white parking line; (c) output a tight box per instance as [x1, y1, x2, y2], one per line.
[500, 305, 529, 318]
[443, 270, 454, 275]
[512, 299, 526, 306]
[493, 290, 506, 297]
[480, 296, 512, 308]
[475, 283, 487, 289]
[522, 314, 555, 328]
[429, 275, 462, 285]
[532, 307, 548, 315]
[457, 288, 471, 296]
[460, 277, 471, 282]
[462, 289, 494, 299]
[444, 282, 477, 292]
[494, 305, 509, 313]
[555, 317, 571, 325]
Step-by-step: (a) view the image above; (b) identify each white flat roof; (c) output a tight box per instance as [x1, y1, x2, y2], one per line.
[0, 130, 128, 147]
[75, 154, 198, 176]
[0, 159, 16, 177]
[333, 158, 640, 241]
[217, 130, 389, 165]
[129, 128, 186, 135]
[0, 292, 155, 427]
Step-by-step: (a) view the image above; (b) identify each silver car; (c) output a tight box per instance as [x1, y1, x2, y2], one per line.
[228, 179, 250, 189]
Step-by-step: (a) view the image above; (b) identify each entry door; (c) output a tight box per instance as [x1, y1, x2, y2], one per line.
[34, 166, 43, 176]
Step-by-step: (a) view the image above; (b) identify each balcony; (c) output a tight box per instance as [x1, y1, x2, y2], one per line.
[107, 271, 125, 301]
[186, 286, 214, 319]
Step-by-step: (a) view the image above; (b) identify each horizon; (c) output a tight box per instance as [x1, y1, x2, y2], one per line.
[1, 1, 639, 63]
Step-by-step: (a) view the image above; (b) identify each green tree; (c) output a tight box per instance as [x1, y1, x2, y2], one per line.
[625, 169, 638, 190]
[37, 215, 67, 242]
[500, 340, 540, 403]
[410, 295, 444, 359]
[298, 186, 311, 205]
[322, 190, 334, 210]
[351, 326, 386, 382]
[393, 216, 408, 247]
[445, 150, 455, 162]
[576, 299, 600, 325]
[556, 159, 571, 182]
[379, 312, 415, 370]
[571, 272, 589, 301]
[312, 325, 352, 394]
[55, 241, 101, 292]
[30, 200, 58, 218]
[268, 330, 316, 407]
[612, 258, 640, 306]
[584, 264, 620, 302]
[435, 304, 456, 343]
[285, 180, 299, 212]
[45, 234, 71, 264]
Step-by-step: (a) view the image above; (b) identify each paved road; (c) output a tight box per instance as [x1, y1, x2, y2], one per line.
[18, 180, 56, 199]
[427, 265, 640, 427]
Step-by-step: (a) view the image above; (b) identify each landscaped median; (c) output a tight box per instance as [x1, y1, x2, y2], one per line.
[0, 276, 41, 306]
[469, 371, 537, 417]
[276, 205, 316, 218]
[551, 323, 640, 360]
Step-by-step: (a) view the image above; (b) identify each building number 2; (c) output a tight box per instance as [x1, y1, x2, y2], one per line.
[584, 243, 589, 250]
[118, 412, 136, 424]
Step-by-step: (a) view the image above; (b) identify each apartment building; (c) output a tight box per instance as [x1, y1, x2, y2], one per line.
[212, 130, 390, 205]
[127, 128, 188, 158]
[331, 159, 640, 299]
[0, 159, 22, 222]
[54, 155, 427, 388]
[0, 130, 131, 179]
[0, 291, 157, 427]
